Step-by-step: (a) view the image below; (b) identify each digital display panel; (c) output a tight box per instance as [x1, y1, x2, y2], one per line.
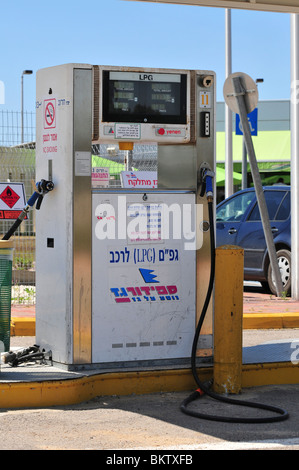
[102, 71, 187, 124]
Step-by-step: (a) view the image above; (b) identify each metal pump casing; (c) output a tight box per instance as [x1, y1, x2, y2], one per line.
[35, 64, 215, 369]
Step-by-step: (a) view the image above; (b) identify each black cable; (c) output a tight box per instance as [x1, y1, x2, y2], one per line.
[2, 219, 23, 240]
[180, 200, 289, 423]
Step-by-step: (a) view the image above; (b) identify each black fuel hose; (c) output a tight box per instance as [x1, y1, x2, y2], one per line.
[180, 200, 289, 423]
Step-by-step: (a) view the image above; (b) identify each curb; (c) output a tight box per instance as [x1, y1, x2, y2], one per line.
[0, 361, 298, 409]
[243, 313, 299, 329]
[3, 314, 299, 409]
[10, 313, 299, 337]
[11, 317, 35, 336]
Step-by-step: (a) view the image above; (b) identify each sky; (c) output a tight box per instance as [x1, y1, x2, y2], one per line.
[0, 0, 291, 113]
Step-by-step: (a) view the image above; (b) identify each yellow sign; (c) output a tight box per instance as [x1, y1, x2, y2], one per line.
[200, 91, 211, 108]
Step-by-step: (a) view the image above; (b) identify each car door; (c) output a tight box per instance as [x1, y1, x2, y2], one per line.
[235, 189, 290, 276]
[216, 190, 256, 247]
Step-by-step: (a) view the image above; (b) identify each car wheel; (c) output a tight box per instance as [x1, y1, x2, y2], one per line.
[267, 249, 291, 296]
[261, 281, 271, 293]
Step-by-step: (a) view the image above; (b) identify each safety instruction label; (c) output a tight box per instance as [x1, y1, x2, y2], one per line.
[115, 123, 140, 140]
[75, 151, 91, 176]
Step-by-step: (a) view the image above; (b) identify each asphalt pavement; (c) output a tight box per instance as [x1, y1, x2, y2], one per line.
[2, 284, 299, 450]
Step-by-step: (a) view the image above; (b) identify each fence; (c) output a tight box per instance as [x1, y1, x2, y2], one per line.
[92, 143, 158, 187]
[0, 138, 158, 305]
[0, 110, 35, 147]
[0, 145, 36, 304]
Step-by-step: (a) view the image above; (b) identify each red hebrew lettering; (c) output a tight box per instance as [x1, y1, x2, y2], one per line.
[155, 286, 168, 295]
[167, 285, 177, 295]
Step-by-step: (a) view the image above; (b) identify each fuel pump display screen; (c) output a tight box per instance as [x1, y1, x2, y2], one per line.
[102, 71, 187, 124]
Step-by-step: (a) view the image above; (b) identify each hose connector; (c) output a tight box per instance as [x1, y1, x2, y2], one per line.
[35, 179, 54, 210]
[198, 162, 214, 201]
[203, 169, 214, 202]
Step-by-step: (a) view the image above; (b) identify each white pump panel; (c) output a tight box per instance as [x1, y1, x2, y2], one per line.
[92, 191, 196, 366]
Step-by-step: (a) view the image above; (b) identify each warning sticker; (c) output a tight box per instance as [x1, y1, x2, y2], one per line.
[0, 186, 20, 208]
[0, 183, 26, 219]
[44, 99, 56, 129]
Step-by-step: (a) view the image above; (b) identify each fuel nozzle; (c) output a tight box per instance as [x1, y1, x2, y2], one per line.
[198, 163, 214, 201]
[36, 179, 54, 194]
[35, 179, 54, 209]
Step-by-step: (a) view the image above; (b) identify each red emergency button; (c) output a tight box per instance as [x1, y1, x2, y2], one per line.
[158, 128, 165, 135]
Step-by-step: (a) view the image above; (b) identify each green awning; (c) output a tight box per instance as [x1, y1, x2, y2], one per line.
[216, 130, 290, 163]
[216, 166, 242, 186]
[92, 155, 125, 176]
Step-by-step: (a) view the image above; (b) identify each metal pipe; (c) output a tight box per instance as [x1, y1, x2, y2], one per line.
[225, 9, 233, 198]
[242, 138, 247, 189]
[232, 75, 283, 297]
[21, 70, 33, 144]
[291, 14, 299, 299]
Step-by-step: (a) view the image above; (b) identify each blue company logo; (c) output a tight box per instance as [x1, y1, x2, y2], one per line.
[139, 268, 159, 283]
[110, 268, 179, 303]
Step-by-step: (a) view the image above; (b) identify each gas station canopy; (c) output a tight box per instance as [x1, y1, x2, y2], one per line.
[125, 0, 299, 14]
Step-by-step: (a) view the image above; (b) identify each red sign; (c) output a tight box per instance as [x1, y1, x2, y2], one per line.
[0, 186, 20, 209]
[0, 210, 26, 220]
[44, 99, 56, 129]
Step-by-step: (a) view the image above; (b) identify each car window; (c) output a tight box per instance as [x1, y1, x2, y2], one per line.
[216, 192, 256, 222]
[275, 191, 290, 220]
[248, 190, 287, 221]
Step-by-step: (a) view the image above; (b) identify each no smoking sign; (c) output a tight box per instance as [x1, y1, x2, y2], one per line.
[44, 98, 56, 129]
